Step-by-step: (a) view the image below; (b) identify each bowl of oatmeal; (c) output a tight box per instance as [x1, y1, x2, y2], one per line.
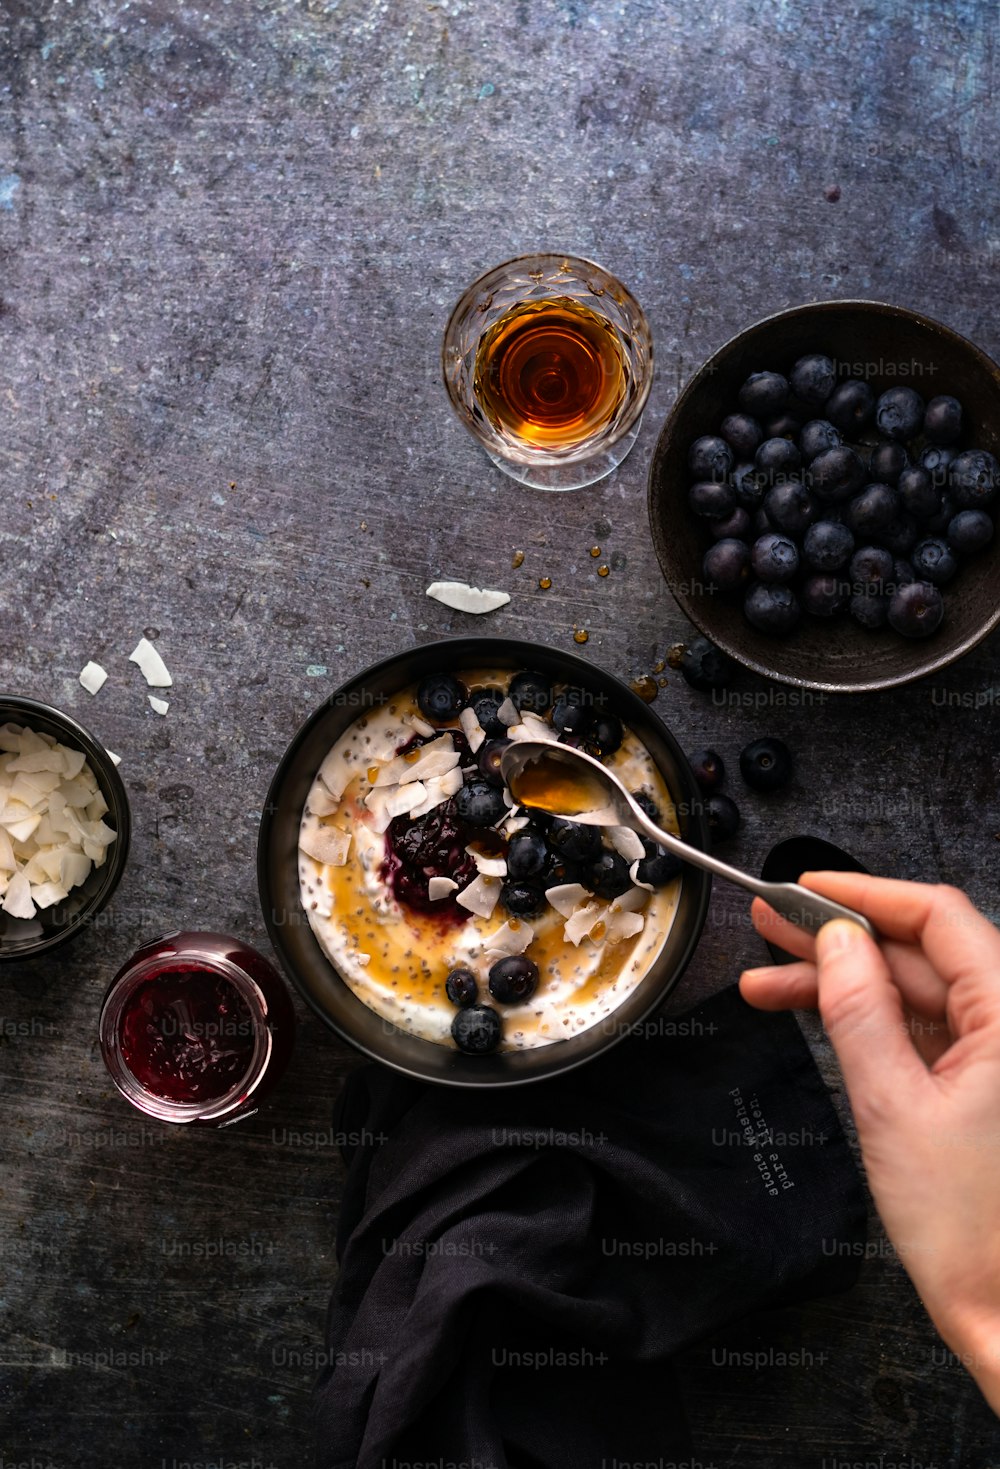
[257, 639, 710, 1087]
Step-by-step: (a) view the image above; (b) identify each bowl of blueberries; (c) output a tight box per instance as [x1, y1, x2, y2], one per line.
[647, 300, 1000, 692]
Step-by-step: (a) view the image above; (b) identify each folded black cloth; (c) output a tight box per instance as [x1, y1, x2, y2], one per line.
[314, 985, 867, 1469]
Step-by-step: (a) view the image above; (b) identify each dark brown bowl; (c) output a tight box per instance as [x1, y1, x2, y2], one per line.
[648, 300, 1000, 692]
[257, 638, 711, 1088]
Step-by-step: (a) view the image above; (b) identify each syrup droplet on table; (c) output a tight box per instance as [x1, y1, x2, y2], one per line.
[630, 675, 658, 702]
[653, 659, 666, 674]
[666, 643, 686, 669]
[590, 546, 601, 558]
[512, 549, 525, 568]
[538, 576, 552, 590]
[597, 564, 610, 577]
[573, 628, 589, 644]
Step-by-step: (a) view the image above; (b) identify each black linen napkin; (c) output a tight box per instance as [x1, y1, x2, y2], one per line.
[314, 985, 867, 1469]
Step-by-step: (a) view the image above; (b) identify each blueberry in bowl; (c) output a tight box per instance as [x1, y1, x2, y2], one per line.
[258, 639, 710, 1088]
[648, 300, 1000, 692]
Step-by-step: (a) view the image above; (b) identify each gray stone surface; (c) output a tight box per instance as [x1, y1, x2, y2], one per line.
[1, 0, 999, 1464]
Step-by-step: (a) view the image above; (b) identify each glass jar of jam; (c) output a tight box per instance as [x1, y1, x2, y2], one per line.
[99, 931, 296, 1126]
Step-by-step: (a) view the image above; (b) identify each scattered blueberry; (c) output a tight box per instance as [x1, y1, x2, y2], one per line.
[824, 379, 875, 434]
[445, 967, 478, 1007]
[417, 674, 468, 722]
[500, 880, 545, 917]
[688, 435, 733, 482]
[790, 353, 837, 405]
[947, 509, 994, 555]
[764, 480, 816, 536]
[689, 480, 738, 519]
[897, 466, 940, 520]
[720, 412, 763, 460]
[488, 955, 539, 1005]
[755, 436, 802, 480]
[703, 538, 751, 595]
[846, 483, 899, 537]
[923, 493, 957, 536]
[739, 736, 792, 792]
[751, 532, 800, 584]
[679, 636, 735, 690]
[477, 738, 510, 788]
[744, 582, 800, 634]
[731, 461, 766, 510]
[803, 519, 854, 571]
[709, 506, 753, 540]
[875, 386, 924, 442]
[923, 394, 963, 445]
[452, 1004, 502, 1053]
[802, 573, 848, 617]
[849, 591, 889, 629]
[551, 690, 592, 736]
[763, 410, 803, 439]
[705, 793, 741, 843]
[799, 419, 842, 463]
[849, 545, 894, 589]
[950, 449, 999, 509]
[911, 536, 958, 586]
[454, 779, 506, 826]
[636, 841, 683, 886]
[591, 712, 624, 756]
[877, 514, 919, 557]
[892, 558, 917, 588]
[548, 818, 602, 863]
[808, 445, 866, 502]
[919, 444, 957, 487]
[508, 670, 552, 713]
[507, 829, 549, 879]
[689, 748, 725, 792]
[738, 371, 789, 417]
[887, 581, 945, 638]
[588, 849, 632, 900]
[868, 440, 909, 485]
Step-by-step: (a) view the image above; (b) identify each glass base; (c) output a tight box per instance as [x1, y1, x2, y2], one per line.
[484, 417, 643, 491]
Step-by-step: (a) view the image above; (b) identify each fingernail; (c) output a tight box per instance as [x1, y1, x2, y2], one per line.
[741, 966, 783, 982]
[817, 919, 860, 956]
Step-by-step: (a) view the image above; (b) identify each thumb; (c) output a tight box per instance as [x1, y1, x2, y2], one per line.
[815, 920, 925, 1117]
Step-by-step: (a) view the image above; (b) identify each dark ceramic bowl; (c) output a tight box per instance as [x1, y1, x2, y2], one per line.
[648, 300, 1000, 692]
[257, 638, 711, 1088]
[0, 695, 131, 960]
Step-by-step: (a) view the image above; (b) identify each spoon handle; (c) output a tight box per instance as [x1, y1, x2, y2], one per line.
[640, 819, 876, 941]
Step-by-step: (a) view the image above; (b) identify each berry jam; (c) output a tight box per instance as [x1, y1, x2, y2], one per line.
[119, 968, 256, 1104]
[381, 800, 478, 925]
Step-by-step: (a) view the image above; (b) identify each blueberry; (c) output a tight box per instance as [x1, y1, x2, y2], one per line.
[636, 841, 683, 886]
[875, 386, 924, 442]
[488, 955, 539, 1005]
[802, 573, 848, 617]
[751, 532, 800, 584]
[892, 559, 917, 589]
[631, 791, 660, 821]
[919, 444, 957, 488]
[455, 779, 506, 826]
[508, 670, 552, 713]
[688, 435, 733, 482]
[887, 581, 945, 638]
[689, 748, 725, 792]
[950, 449, 1000, 509]
[911, 536, 958, 586]
[506, 829, 549, 879]
[689, 480, 738, 520]
[468, 686, 507, 738]
[803, 519, 854, 572]
[923, 394, 963, 445]
[451, 1004, 502, 1053]
[752, 507, 773, 537]
[744, 582, 800, 635]
[738, 371, 789, 417]
[445, 967, 478, 1007]
[849, 545, 894, 589]
[846, 483, 899, 536]
[591, 713, 624, 756]
[849, 591, 889, 629]
[720, 412, 763, 460]
[824, 379, 875, 434]
[897, 466, 940, 520]
[705, 793, 741, 843]
[790, 353, 837, 405]
[709, 506, 753, 541]
[548, 818, 602, 863]
[923, 494, 957, 536]
[679, 636, 735, 690]
[500, 880, 545, 917]
[417, 674, 468, 722]
[764, 480, 816, 536]
[763, 410, 803, 440]
[808, 445, 866, 502]
[755, 436, 802, 480]
[703, 538, 751, 595]
[877, 514, 919, 557]
[551, 690, 592, 737]
[731, 461, 766, 510]
[868, 440, 909, 485]
[477, 738, 510, 788]
[947, 509, 994, 554]
[588, 849, 632, 900]
[799, 419, 842, 463]
[739, 736, 792, 792]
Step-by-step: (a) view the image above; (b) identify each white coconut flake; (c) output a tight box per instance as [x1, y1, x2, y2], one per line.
[428, 876, 458, 901]
[612, 886, 650, 914]
[503, 815, 530, 836]
[497, 697, 520, 727]
[610, 826, 646, 862]
[425, 580, 511, 614]
[544, 882, 592, 918]
[629, 859, 655, 893]
[129, 637, 173, 688]
[299, 821, 352, 866]
[79, 661, 108, 696]
[484, 920, 535, 958]
[318, 749, 350, 801]
[2, 870, 36, 920]
[309, 784, 341, 817]
[564, 901, 605, 946]
[106, 750, 122, 767]
[148, 696, 169, 716]
[404, 714, 436, 738]
[606, 910, 645, 944]
[466, 846, 507, 878]
[455, 873, 501, 919]
[459, 706, 486, 752]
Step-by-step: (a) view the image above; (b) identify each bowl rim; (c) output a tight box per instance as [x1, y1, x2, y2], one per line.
[256, 637, 711, 1087]
[0, 693, 131, 960]
[646, 297, 1000, 693]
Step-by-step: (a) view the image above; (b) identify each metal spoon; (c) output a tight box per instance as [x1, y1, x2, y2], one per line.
[500, 739, 876, 941]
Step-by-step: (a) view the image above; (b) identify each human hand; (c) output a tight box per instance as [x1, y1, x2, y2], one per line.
[739, 872, 1000, 1415]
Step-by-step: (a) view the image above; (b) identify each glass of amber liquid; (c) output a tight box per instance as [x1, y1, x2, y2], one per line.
[442, 253, 654, 491]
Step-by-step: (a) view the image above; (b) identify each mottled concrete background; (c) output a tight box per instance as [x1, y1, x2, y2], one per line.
[2, 1, 999, 1464]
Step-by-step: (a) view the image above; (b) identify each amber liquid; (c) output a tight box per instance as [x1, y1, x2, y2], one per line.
[508, 751, 611, 819]
[473, 297, 626, 449]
